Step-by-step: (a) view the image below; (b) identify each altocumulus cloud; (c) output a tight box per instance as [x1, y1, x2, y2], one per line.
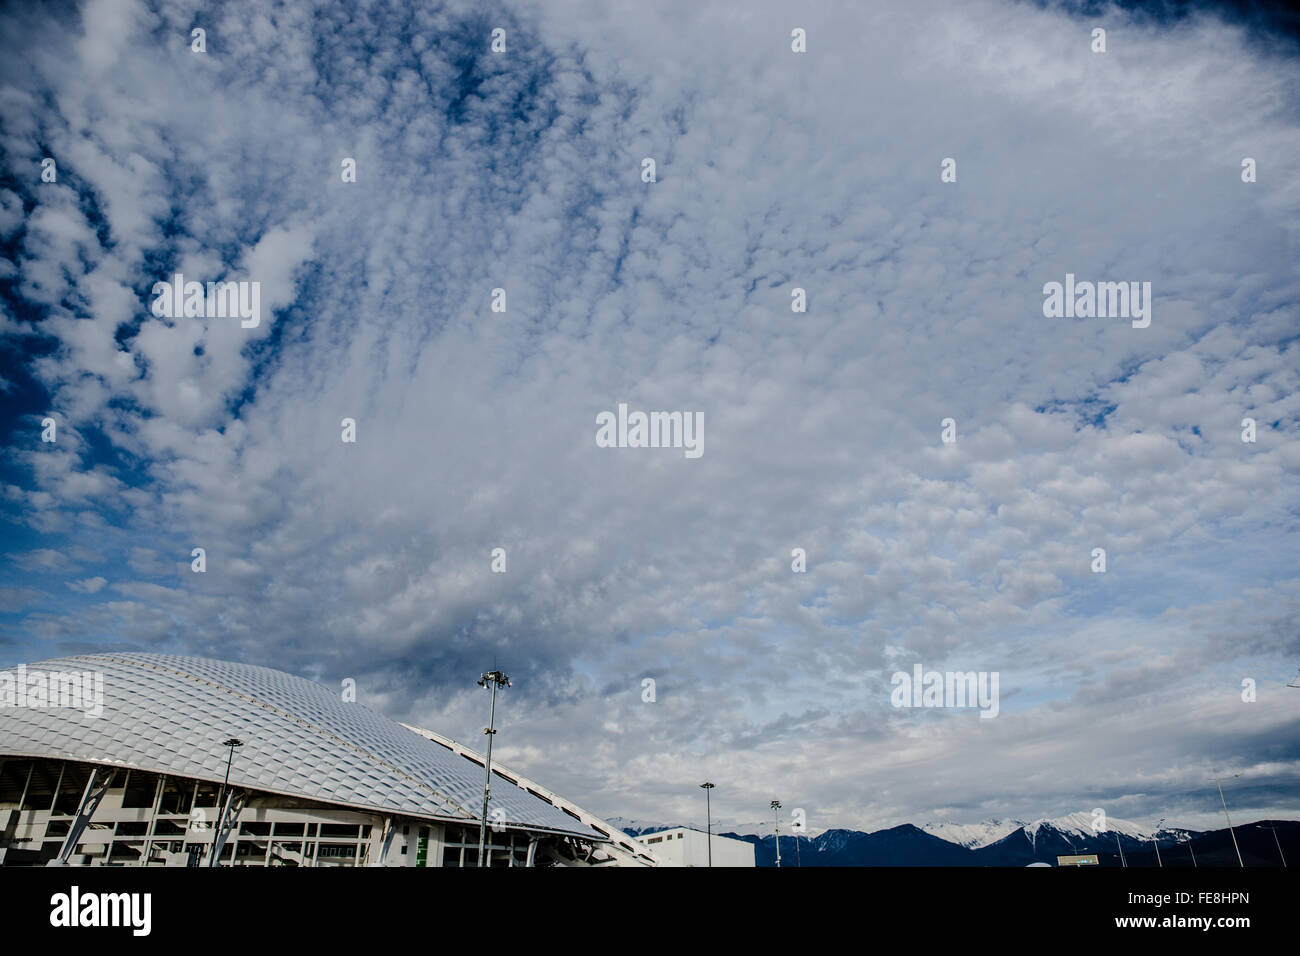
[0, 0, 1297, 832]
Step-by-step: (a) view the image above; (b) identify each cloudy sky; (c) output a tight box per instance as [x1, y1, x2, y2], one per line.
[1, 0, 1297, 834]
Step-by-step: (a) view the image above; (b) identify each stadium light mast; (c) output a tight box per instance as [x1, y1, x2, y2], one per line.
[1214, 773, 1245, 868]
[210, 737, 243, 867]
[699, 783, 715, 867]
[1260, 825, 1287, 867]
[1152, 817, 1165, 868]
[771, 800, 782, 868]
[477, 670, 511, 868]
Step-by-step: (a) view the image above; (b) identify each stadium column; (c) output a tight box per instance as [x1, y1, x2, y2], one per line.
[54, 767, 115, 866]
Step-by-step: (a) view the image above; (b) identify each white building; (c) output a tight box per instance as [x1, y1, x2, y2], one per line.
[634, 826, 755, 867]
[0, 653, 657, 867]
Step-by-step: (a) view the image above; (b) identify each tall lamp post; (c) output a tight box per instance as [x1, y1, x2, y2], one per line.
[477, 670, 511, 868]
[699, 783, 715, 867]
[771, 800, 782, 868]
[1214, 773, 1245, 868]
[210, 737, 243, 867]
[1260, 825, 1287, 867]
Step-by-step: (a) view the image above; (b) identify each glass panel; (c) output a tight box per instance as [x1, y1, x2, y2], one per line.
[20, 760, 58, 811]
[52, 765, 90, 816]
[109, 841, 143, 864]
[0, 761, 32, 803]
[236, 840, 268, 861]
[157, 778, 192, 815]
[121, 771, 157, 809]
[316, 843, 357, 859]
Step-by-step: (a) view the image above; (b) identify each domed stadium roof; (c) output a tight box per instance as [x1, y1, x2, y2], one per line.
[0, 653, 602, 840]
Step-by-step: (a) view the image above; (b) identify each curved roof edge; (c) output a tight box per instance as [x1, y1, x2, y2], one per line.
[403, 724, 661, 867]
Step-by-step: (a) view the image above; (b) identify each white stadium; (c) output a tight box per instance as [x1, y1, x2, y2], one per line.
[0, 653, 658, 867]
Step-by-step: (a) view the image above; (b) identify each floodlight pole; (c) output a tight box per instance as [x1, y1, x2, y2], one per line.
[477, 670, 511, 867]
[210, 738, 242, 867]
[700, 783, 715, 867]
[1262, 826, 1287, 867]
[771, 800, 782, 868]
[1214, 774, 1245, 868]
[1152, 818, 1165, 868]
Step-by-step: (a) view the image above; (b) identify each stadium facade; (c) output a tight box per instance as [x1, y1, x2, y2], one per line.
[0, 653, 657, 867]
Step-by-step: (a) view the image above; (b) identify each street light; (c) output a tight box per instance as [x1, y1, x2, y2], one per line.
[1213, 773, 1245, 868]
[699, 783, 715, 867]
[210, 737, 243, 867]
[477, 670, 511, 868]
[1260, 825, 1287, 867]
[1152, 817, 1165, 868]
[771, 800, 782, 868]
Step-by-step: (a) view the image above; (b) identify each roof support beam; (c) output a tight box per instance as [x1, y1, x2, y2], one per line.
[372, 816, 396, 867]
[53, 767, 114, 866]
[208, 789, 247, 867]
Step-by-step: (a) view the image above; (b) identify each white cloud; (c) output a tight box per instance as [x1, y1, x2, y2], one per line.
[1, 0, 1297, 830]
[68, 576, 108, 593]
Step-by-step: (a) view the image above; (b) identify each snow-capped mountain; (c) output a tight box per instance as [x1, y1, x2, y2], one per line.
[602, 816, 673, 836]
[612, 812, 1177, 846]
[921, 819, 1028, 848]
[924, 813, 1188, 849]
[976, 815, 1200, 866]
[1024, 811, 1160, 842]
[604, 815, 826, 839]
[718, 819, 827, 839]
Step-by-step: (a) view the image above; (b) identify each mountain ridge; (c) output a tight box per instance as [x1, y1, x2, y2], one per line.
[606, 814, 1299, 866]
